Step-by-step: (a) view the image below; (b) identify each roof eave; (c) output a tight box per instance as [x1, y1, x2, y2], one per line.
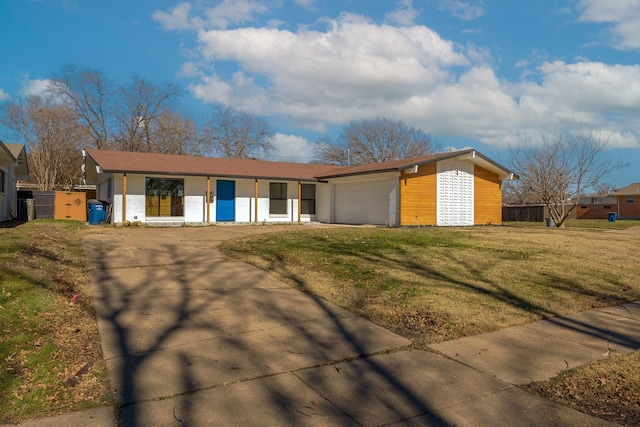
[96, 168, 321, 182]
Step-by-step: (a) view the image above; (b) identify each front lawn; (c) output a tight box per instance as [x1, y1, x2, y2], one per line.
[221, 225, 640, 342]
[220, 224, 640, 425]
[0, 221, 111, 422]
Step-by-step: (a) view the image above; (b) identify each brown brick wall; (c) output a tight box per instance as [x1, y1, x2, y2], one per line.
[576, 203, 617, 219]
[617, 196, 640, 219]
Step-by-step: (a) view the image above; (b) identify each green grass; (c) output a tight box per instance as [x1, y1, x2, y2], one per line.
[0, 221, 111, 422]
[221, 225, 640, 341]
[507, 219, 640, 229]
[220, 223, 640, 425]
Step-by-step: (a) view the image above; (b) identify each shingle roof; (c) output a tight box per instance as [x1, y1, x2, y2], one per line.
[0, 141, 29, 179]
[84, 147, 516, 182]
[4, 143, 25, 161]
[315, 149, 516, 179]
[84, 149, 346, 182]
[0, 140, 17, 163]
[610, 183, 640, 196]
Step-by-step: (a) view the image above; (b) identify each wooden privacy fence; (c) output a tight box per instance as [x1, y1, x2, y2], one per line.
[18, 191, 88, 221]
[54, 191, 87, 221]
[502, 205, 544, 222]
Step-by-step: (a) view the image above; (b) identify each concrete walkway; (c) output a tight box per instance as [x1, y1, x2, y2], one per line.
[8, 225, 639, 426]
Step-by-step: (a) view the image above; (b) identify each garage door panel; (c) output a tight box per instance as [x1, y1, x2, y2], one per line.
[334, 180, 389, 225]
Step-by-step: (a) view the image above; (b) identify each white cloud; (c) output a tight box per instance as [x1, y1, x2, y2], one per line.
[153, 0, 270, 31]
[294, 0, 315, 9]
[0, 88, 9, 101]
[19, 78, 51, 97]
[386, 0, 420, 26]
[534, 61, 640, 113]
[153, 2, 194, 31]
[268, 133, 315, 162]
[163, 7, 640, 150]
[193, 13, 467, 113]
[434, 0, 485, 21]
[178, 61, 201, 78]
[577, 0, 640, 49]
[188, 74, 233, 105]
[203, 0, 269, 29]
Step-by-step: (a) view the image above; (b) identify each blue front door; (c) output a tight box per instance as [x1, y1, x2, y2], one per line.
[216, 180, 235, 221]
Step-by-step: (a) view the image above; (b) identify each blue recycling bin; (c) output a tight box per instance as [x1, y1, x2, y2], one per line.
[88, 200, 106, 225]
[608, 212, 617, 222]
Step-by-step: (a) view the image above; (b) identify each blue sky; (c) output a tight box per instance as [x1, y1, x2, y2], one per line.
[1, 0, 639, 188]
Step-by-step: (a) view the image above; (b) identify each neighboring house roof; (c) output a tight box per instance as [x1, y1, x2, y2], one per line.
[577, 196, 617, 204]
[0, 140, 17, 166]
[0, 141, 29, 180]
[610, 183, 640, 196]
[84, 147, 517, 184]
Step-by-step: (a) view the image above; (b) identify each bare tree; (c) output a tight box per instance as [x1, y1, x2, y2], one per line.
[2, 96, 85, 189]
[152, 110, 203, 155]
[502, 180, 540, 205]
[49, 66, 185, 153]
[313, 137, 351, 166]
[48, 65, 113, 149]
[594, 182, 615, 196]
[508, 131, 626, 228]
[315, 117, 436, 165]
[203, 105, 274, 158]
[114, 76, 181, 152]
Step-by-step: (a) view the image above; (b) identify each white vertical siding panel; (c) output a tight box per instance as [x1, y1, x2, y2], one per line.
[184, 176, 206, 223]
[235, 180, 253, 222]
[316, 183, 331, 223]
[437, 159, 474, 226]
[125, 175, 146, 223]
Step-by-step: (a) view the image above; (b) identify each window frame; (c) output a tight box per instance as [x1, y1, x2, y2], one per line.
[107, 179, 113, 199]
[145, 177, 185, 217]
[300, 183, 316, 215]
[0, 169, 5, 194]
[269, 182, 288, 215]
[626, 196, 635, 204]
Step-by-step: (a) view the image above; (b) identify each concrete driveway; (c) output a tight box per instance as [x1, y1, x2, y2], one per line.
[82, 225, 618, 427]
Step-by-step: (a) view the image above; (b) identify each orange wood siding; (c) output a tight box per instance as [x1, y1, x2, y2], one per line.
[474, 165, 502, 224]
[399, 163, 437, 225]
[54, 191, 87, 221]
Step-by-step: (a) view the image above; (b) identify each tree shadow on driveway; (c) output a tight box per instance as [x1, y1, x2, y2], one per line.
[83, 227, 455, 426]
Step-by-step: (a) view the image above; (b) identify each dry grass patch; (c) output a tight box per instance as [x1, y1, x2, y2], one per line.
[220, 225, 640, 343]
[523, 351, 640, 426]
[221, 224, 640, 424]
[0, 221, 111, 423]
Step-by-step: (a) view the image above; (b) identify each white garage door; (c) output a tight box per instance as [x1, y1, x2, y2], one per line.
[334, 180, 390, 225]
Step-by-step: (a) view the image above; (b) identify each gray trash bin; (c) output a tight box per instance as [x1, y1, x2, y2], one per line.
[545, 217, 555, 227]
[26, 199, 35, 221]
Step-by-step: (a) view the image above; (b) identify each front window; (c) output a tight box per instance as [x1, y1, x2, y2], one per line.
[301, 184, 316, 215]
[146, 178, 184, 217]
[0, 169, 5, 194]
[627, 196, 635, 204]
[270, 182, 287, 215]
